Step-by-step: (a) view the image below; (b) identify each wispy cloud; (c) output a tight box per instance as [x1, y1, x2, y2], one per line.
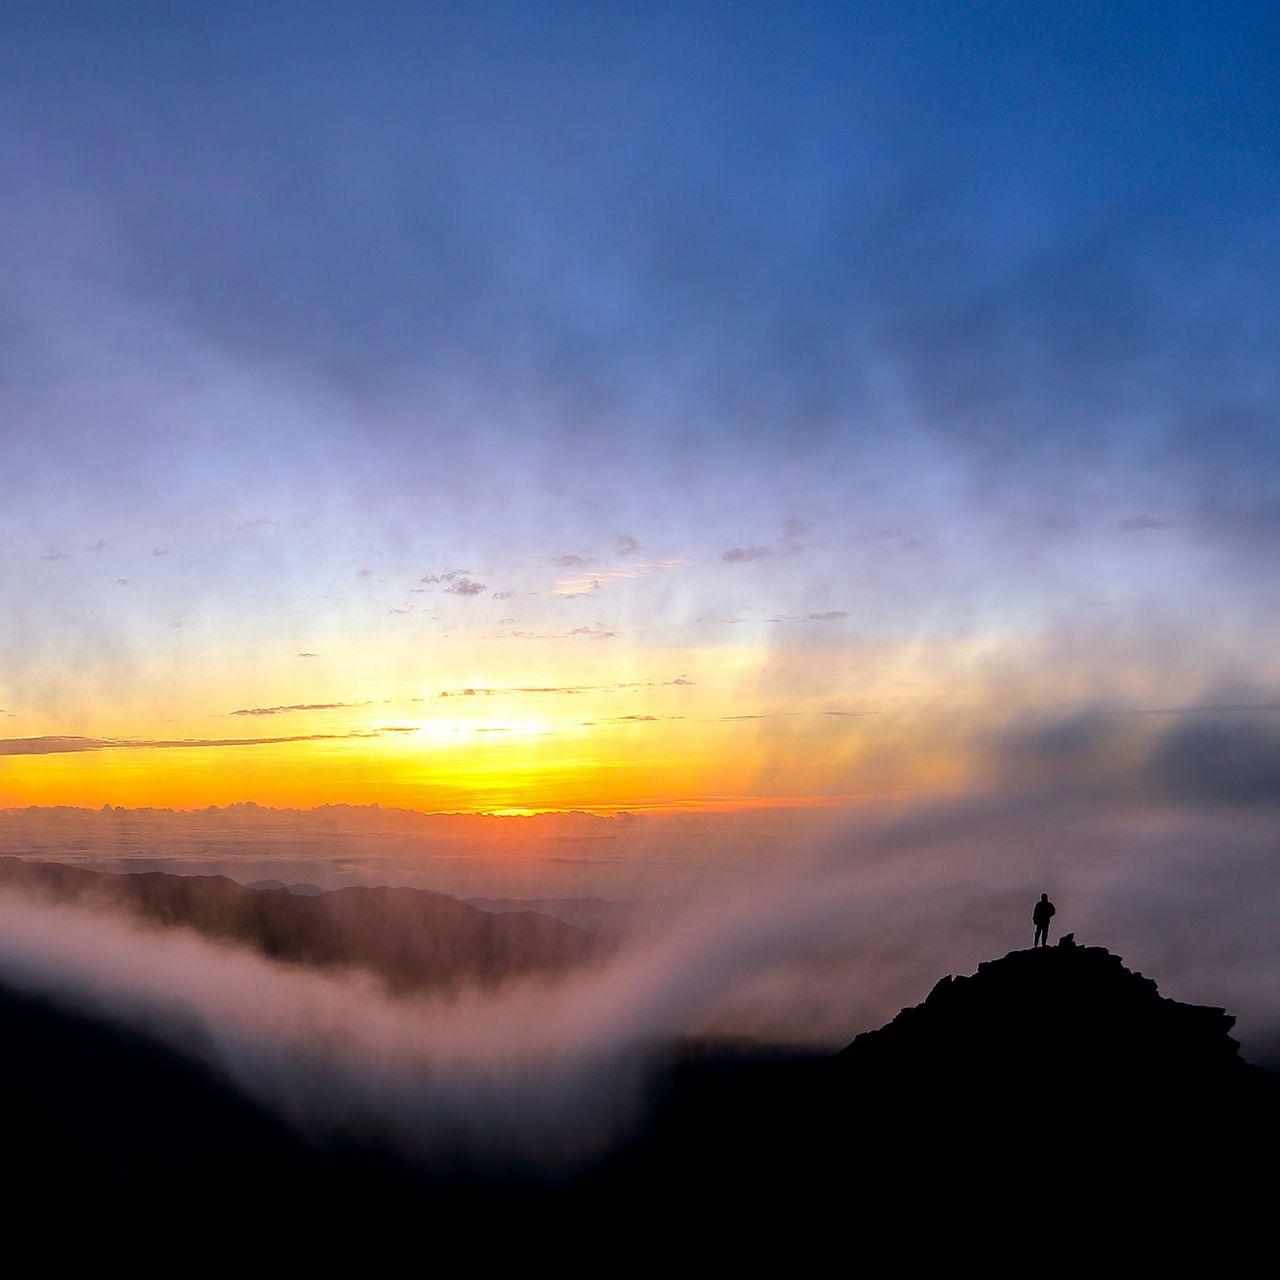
[722, 520, 813, 564]
[861, 526, 926, 552]
[229, 702, 373, 717]
[436, 677, 692, 697]
[720, 545, 773, 564]
[496, 628, 621, 640]
[421, 569, 486, 597]
[0, 730, 414, 756]
[550, 559, 681, 597]
[437, 686, 595, 698]
[768, 611, 849, 623]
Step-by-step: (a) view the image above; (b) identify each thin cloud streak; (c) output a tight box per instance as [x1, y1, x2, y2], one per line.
[230, 702, 374, 717]
[0, 731, 412, 756]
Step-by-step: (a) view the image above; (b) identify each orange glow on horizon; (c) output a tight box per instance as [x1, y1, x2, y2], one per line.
[0, 635, 1010, 813]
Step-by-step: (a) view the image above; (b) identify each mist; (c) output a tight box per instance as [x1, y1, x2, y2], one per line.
[0, 787, 1276, 1167]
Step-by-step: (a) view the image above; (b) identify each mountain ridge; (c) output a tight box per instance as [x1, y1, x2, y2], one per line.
[0, 856, 599, 992]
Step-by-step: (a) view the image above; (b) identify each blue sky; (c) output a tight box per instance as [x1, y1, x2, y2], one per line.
[1, 2, 1278, 808]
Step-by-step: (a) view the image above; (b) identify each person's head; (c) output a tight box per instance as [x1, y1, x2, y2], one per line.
[1040, 893, 1048, 902]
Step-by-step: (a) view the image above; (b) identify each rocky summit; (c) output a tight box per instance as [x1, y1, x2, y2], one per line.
[838, 939, 1246, 1081]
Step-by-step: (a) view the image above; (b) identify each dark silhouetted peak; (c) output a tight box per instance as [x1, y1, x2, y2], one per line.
[837, 941, 1246, 1088]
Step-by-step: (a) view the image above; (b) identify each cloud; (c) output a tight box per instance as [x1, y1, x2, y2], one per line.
[41, 549, 69, 562]
[497, 628, 620, 640]
[768, 611, 848, 623]
[86, 539, 108, 552]
[6, 783, 1280, 1074]
[357, 568, 373, 578]
[438, 686, 595, 697]
[552, 554, 594, 568]
[550, 560, 681, 598]
[421, 569, 486, 597]
[434, 679, 689, 698]
[989, 697, 1280, 808]
[1148, 717, 1280, 807]
[720, 546, 773, 563]
[230, 703, 372, 717]
[114, 578, 128, 587]
[152, 548, 169, 557]
[1119, 514, 1172, 532]
[0, 730, 410, 756]
[864, 527, 927, 552]
[616, 534, 642, 556]
[722, 527, 813, 563]
[298, 652, 319, 658]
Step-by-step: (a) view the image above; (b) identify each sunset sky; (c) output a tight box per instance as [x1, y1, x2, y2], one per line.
[3, 2, 1278, 814]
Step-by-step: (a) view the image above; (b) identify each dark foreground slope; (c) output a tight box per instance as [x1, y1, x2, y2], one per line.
[0, 856, 598, 990]
[604, 942, 1276, 1229]
[0, 940, 1274, 1260]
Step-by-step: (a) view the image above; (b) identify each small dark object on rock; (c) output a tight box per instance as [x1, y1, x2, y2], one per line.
[1058, 933, 1076, 948]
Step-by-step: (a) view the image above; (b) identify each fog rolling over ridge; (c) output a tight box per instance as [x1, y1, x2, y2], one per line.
[0, 791, 1276, 1164]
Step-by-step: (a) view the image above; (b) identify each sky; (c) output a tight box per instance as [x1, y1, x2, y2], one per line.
[2, 1, 1278, 814]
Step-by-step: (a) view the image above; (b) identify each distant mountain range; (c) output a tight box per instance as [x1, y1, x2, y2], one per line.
[464, 894, 641, 934]
[247, 878, 326, 895]
[0, 857, 599, 991]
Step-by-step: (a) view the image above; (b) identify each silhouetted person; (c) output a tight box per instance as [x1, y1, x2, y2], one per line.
[1033, 893, 1056, 948]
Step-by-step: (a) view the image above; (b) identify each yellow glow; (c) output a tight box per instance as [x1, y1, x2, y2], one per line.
[0, 633, 1018, 812]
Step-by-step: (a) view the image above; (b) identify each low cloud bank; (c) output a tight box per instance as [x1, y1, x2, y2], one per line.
[0, 791, 1277, 1164]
